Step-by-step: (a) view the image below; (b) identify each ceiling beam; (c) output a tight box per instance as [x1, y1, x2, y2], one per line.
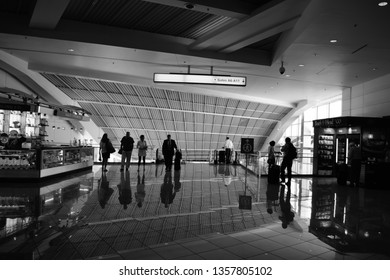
[219, 16, 299, 53]
[141, 0, 253, 19]
[29, 0, 71, 30]
[189, 0, 302, 53]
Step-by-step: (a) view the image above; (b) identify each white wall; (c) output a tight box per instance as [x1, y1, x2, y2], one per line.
[40, 107, 96, 145]
[342, 73, 390, 117]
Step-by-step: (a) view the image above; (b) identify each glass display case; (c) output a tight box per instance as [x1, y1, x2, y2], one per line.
[0, 147, 94, 179]
[0, 150, 37, 170]
[42, 149, 64, 169]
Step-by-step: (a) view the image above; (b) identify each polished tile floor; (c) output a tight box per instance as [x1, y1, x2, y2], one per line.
[1, 163, 389, 260]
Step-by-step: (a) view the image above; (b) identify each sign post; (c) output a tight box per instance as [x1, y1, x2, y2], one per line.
[239, 138, 254, 210]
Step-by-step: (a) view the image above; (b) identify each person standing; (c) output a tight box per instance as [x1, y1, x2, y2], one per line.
[99, 133, 111, 172]
[120, 132, 134, 171]
[267, 140, 276, 166]
[348, 141, 362, 187]
[224, 137, 234, 164]
[280, 137, 296, 184]
[162, 134, 177, 171]
[136, 135, 148, 170]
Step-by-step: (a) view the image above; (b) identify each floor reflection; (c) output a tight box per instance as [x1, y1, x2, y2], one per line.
[0, 163, 389, 259]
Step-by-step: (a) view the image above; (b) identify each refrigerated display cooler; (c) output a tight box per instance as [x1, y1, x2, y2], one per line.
[312, 116, 390, 187]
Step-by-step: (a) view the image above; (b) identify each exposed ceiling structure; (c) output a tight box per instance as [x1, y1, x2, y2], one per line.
[1, 0, 390, 150]
[42, 73, 291, 150]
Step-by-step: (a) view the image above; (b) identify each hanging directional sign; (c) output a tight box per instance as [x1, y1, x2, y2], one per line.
[241, 138, 254, 153]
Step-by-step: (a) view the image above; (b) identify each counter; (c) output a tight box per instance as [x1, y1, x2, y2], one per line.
[0, 146, 94, 179]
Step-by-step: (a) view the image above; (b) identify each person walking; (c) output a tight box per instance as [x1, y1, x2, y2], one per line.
[224, 137, 234, 164]
[162, 134, 177, 171]
[120, 132, 134, 171]
[136, 135, 148, 170]
[99, 133, 111, 172]
[280, 137, 297, 184]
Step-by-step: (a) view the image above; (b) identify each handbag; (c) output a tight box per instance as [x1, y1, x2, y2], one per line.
[106, 141, 116, 154]
[118, 148, 123, 155]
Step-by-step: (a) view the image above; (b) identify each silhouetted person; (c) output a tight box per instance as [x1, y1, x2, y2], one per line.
[279, 183, 294, 228]
[280, 137, 296, 184]
[160, 171, 175, 208]
[136, 135, 147, 170]
[120, 132, 134, 171]
[117, 171, 132, 209]
[162, 134, 177, 171]
[174, 149, 182, 170]
[267, 140, 276, 166]
[99, 133, 112, 172]
[135, 170, 145, 208]
[224, 137, 234, 164]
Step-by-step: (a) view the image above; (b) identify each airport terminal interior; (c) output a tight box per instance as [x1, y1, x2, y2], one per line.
[1, 0, 390, 260]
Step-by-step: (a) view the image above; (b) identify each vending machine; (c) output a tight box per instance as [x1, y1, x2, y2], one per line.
[313, 117, 389, 187]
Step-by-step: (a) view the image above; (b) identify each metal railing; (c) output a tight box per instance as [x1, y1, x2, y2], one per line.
[92, 146, 315, 175]
[236, 152, 314, 176]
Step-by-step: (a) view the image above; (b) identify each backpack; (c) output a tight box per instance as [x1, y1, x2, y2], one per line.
[290, 145, 297, 159]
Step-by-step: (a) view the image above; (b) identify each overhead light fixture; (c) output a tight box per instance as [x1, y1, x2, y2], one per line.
[299, 64, 305, 67]
[153, 73, 246, 86]
[330, 39, 338, 43]
[67, 48, 75, 52]
[378, 2, 388, 6]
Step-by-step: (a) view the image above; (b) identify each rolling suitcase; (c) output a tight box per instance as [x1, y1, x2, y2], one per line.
[268, 164, 280, 184]
[218, 150, 225, 163]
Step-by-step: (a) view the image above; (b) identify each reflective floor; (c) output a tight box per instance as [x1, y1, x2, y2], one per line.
[1, 163, 389, 260]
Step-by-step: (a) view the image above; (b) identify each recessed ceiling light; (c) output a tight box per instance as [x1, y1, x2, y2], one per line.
[67, 48, 75, 52]
[330, 39, 337, 43]
[299, 64, 305, 67]
[285, 74, 290, 77]
[378, 2, 388, 6]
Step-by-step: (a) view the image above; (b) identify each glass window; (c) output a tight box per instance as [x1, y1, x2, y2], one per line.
[329, 100, 342, 117]
[317, 104, 329, 119]
[291, 124, 299, 137]
[303, 135, 313, 148]
[303, 121, 314, 136]
[304, 107, 317, 122]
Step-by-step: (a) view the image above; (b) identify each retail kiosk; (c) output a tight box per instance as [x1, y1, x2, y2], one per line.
[312, 116, 390, 187]
[0, 96, 93, 180]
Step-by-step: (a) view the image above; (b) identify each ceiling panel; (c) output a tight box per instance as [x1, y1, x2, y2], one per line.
[41, 73, 291, 152]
